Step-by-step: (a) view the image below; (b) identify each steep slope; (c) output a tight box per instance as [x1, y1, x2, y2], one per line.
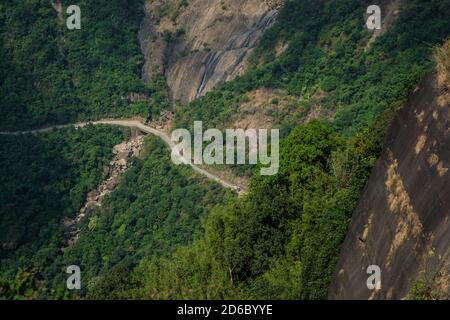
[2, 0, 450, 300]
[0, 126, 128, 290]
[139, 0, 279, 104]
[329, 69, 450, 299]
[76, 0, 450, 300]
[173, 0, 450, 136]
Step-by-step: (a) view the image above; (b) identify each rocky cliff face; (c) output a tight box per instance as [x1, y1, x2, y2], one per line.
[139, 0, 279, 104]
[63, 133, 145, 247]
[328, 73, 450, 299]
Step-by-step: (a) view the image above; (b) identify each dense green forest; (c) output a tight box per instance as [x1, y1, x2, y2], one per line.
[174, 0, 450, 179]
[0, 0, 169, 131]
[62, 137, 229, 299]
[0, 125, 128, 298]
[1, 0, 450, 300]
[175, 0, 450, 137]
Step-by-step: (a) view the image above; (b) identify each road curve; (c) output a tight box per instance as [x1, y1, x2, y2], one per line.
[0, 120, 242, 193]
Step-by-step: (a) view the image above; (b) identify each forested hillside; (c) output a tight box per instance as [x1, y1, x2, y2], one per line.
[0, 0, 168, 131]
[175, 0, 449, 136]
[329, 40, 450, 299]
[62, 137, 229, 299]
[1, 0, 449, 300]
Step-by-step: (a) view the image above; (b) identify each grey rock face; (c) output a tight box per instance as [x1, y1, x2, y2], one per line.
[139, 0, 278, 104]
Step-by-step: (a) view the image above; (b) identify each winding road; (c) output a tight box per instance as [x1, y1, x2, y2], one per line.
[1, 119, 243, 193]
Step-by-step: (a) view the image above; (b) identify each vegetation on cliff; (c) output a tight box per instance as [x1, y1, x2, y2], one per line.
[1, 0, 450, 300]
[175, 0, 450, 137]
[125, 0, 450, 299]
[62, 136, 229, 299]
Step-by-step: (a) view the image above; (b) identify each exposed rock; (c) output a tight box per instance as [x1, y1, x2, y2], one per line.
[62, 217, 74, 228]
[104, 176, 120, 191]
[63, 135, 145, 249]
[264, 0, 283, 9]
[50, 0, 64, 25]
[328, 74, 450, 299]
[132, 147, 140, 157]
[122, 92, 150, 103]
[86, 189, 100, 202]
[84, 201, 100, 214]
[147, 110, 174, 132]
[139, 0, 279, 104]
[364, 0, 407, 51]
[117, 151, 131, 160]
